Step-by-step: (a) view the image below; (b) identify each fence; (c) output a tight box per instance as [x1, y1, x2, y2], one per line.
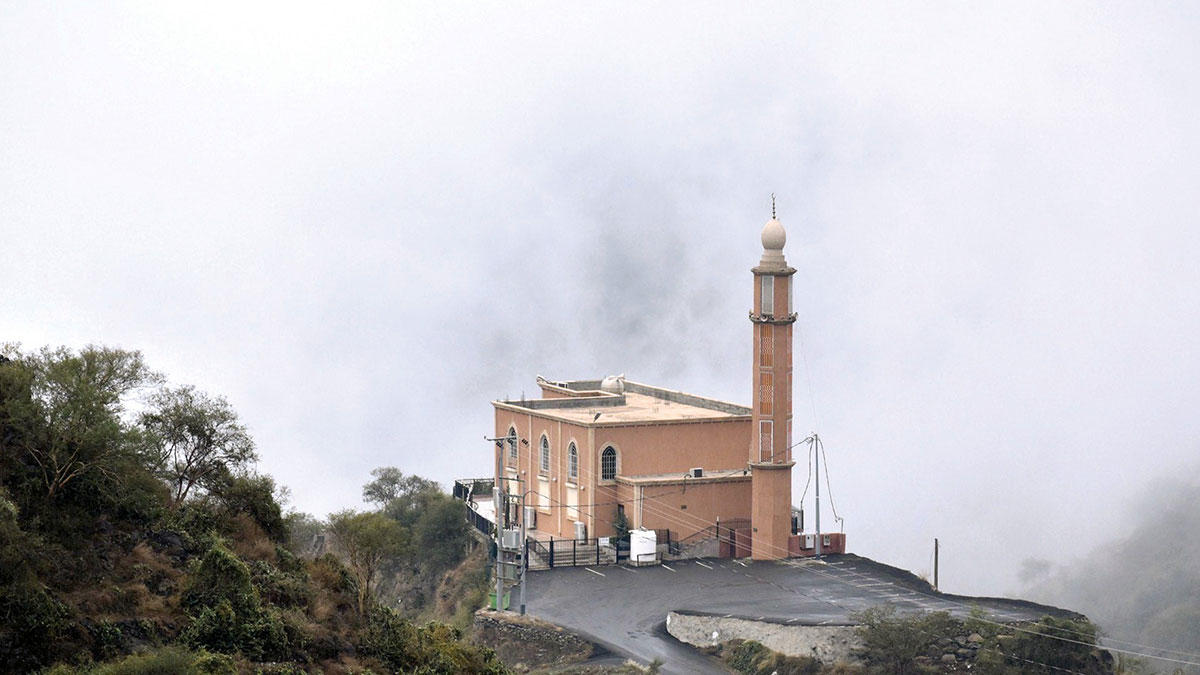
[465, 505, 495, 537]
[526, 536, 625, 569]
[452, 477, 494, 504]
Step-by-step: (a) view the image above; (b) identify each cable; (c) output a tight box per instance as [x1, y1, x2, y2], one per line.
[516, 445, 1200, 669]
[817, 437, 844, 529]
[500, 413, 1199, 665]
[595, 471, 1200, 666]
[796, 323, 820, 429]
[798, 437, 814, 505]
[792, 555, 1200, 661]
[789, 561, 1200, 667]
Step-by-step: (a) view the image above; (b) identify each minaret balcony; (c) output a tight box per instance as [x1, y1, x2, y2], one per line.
[749, 311, 798, 325]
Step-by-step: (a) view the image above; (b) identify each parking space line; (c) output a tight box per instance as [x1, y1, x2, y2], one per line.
[696, 561, 714, 569]
[584, 567, 605, 577]
[662, 564, 676, 572]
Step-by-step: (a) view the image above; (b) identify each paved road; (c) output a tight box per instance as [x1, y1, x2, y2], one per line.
[524, 554, 1078, 675]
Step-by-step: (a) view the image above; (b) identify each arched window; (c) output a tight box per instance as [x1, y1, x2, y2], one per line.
[601, 446, 617, 480]
[567, 442, 578, 481]
[507, 426, 518, 462]
[539, 435, 550, 473]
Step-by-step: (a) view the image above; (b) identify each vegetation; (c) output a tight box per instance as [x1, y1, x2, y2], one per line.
[719, 639, 834, 675]
[0, 344, 506, 674]
[1023, 475, 1200, 675]
[328, 510, 409, 617]
[139, 385, 257, 507]
[850, 604, 1115, 675]
[357, 467, 481, 621]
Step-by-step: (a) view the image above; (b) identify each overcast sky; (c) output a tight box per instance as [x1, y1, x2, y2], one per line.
[3, 2, 1199, 597]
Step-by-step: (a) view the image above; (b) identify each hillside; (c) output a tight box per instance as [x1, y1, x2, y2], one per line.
[0, 345, 507, 674]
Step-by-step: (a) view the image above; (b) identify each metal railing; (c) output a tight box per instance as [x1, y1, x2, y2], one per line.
[452, 477, 494, 504]
[526, 536, 623, 569]
[465, 505, 495, 537]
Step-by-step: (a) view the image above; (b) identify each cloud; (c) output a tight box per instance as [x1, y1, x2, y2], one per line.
[3, 2, 1200, 597]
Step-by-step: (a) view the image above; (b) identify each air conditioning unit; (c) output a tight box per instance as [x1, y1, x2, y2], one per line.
[524, 506, 537, 530]
[690, 467, 704, 478]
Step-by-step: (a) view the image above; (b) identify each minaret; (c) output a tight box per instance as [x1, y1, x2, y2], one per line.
[749, 211, 796, 560]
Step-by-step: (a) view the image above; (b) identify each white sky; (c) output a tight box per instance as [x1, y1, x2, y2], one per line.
[3, 2, 1199, 596]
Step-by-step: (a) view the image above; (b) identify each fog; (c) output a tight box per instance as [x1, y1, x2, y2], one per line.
[3, 1, 1199, 618]
[1022, 464, 1200, 671]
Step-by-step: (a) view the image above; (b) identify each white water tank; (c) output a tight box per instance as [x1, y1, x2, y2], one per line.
[630, 528, 657, 564]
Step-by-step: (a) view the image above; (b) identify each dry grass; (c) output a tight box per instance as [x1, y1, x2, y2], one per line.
[227, 513, 276, 562]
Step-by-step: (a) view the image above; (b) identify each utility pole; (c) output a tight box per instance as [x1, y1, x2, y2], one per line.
[494, 483, 503, 610]
[486, 433, 518, 612]
[519, 488, 528, 614]
[934, 538, 939, 591]
[814, 434, 822, 558]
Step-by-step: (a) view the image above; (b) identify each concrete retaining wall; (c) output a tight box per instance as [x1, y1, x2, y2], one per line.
[473, 609, 593, 671]
[665, 611, 862, 665]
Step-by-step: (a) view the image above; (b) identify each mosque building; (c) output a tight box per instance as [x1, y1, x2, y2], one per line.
[491, 213, 845, 560]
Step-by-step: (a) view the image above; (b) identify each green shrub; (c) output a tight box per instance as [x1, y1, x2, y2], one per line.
[852, 604, 954, 675]
[726, 640, 771, 673]
[216, 475, 288, 544]
[309, 553, 357, 594]
[250, 560, 313, 610]
[88, 621, 125, 660]
[82, 646, 236, 675]
[273, 545, 305, 576]
[178, 542, 299, 661]
[721, 639, 822, 675]
[182, 542, 260, 615]
[364, 608, 509, 675]
[0, 583, 73, 671]
[974, 616, 1108, 675]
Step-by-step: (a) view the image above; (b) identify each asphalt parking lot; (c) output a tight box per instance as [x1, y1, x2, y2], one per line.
[525, 554, 1077, 675]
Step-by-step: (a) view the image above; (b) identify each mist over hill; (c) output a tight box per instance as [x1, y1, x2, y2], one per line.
[1020, 464, 1200, 673]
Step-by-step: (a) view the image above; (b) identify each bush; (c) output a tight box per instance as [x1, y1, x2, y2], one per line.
[215, 475, 288, 544]
[181, 542, 260, 615]
[250, 560, 313, 610]
[48, 645, 237, 675]
[852, 605, 957, 674]
[178, 542, 298, 661]
[721, 639, 823, 675]
[975, 616, 1109, 675]
[364, 607, 509, 675]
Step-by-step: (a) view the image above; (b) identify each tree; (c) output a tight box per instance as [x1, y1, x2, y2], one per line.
[0, 345, 158, 499]
[139, 385, 257, 506]
[413, 495, 471, 571]
[362, 467, 443, 527]
[367, 468, 444, 509]
[328, 510, 411, 616]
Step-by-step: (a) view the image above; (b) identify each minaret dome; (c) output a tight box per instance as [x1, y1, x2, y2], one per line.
[761, 218, 786, 250]
[759, 217, 788, 268]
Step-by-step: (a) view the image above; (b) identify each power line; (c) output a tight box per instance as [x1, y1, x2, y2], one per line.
[498, 420, 1200, 666]
[789, 561, 1200, 668]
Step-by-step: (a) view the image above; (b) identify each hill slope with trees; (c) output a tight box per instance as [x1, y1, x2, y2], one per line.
[0, 344, 505, 674]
